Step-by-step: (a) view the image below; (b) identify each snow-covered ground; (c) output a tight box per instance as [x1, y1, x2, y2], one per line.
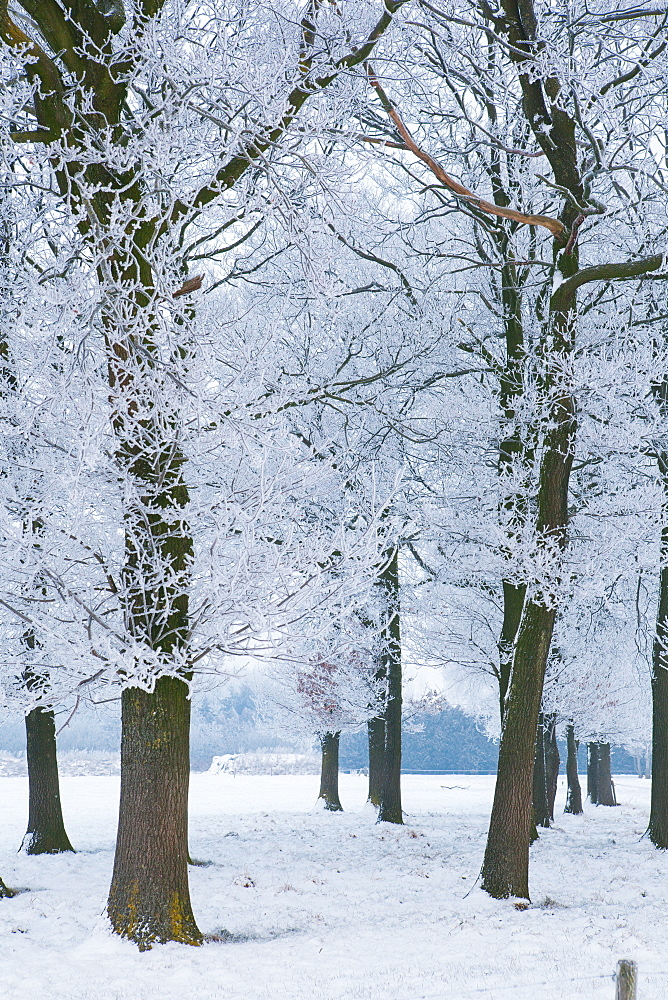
[0, 773, 666, 1000]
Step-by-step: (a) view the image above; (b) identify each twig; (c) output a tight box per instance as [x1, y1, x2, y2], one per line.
[56, 695, 79, 736]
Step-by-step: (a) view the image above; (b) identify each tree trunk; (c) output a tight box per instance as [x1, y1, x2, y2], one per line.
[650, 480, 668, 845]
[22, 707, 74, 855]
[532, 712, 559, 827]
[107, 677, 201, 950]
[318, 732, 342, 811]
[481, 600, 555, 898]
[564, 723, 583, 814]
[544, 714, 560, 820]
[587, 741, 599, 804]
[367, 714, 385, 808]
[480, 152, 579, 900]
[532, 712, 551, 828]
[0, 877, 14, 898]
[379, 650, 402, 824]
[378, 547, 402, 825]
[481, 235, 577, 898]
[498, 581, 526, 720]
[595, 743, 616, 806]
[104, 303, 197, 946]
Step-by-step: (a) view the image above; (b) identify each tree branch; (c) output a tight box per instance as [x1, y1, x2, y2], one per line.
[0, 2, 72, 135]
[169, 0, 409, 225]
[365, 63, 566, 239]
[17, 0, 84, 75]
[325, 223, 419, 307]
[551, 255, 664, 311]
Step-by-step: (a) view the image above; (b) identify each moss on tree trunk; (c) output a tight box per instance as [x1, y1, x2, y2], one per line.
[107, 677, 201, 950]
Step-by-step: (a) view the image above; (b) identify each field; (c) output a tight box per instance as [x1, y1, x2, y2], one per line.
[0, 772, 665, 1000]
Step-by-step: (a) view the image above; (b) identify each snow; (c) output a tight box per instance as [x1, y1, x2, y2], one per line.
[209, 752, 321, 775]
[0, 751, 121, 777]
[0, 773, 667, 999]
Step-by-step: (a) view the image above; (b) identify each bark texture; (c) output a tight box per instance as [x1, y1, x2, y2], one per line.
[651, 637, 668, 845]
[588, 742, 616, 806]
[107, 677, 201, 950]
[378, 548, 403, 824]
[318, 732, 343, 811]
[367, 714, 385, 808]
[532, 713, 559, 828]
[498, 580, 526, 719]
[481, 602, 556, 898]
[595, 743, 617, 806]
[650, 444, 668, 845]
[587, 742, 598, 804]
[564, 723, 583, 815]
[22, 707, 74, 855]
[532, 713, 551, 829]
[544, 715, 560, 820]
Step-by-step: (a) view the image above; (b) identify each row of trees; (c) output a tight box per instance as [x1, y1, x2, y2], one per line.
[0, 0, 666, 945]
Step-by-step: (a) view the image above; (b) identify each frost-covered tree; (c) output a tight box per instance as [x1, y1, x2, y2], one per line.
[0, 0, 408, 946]
[220, 183, 464, 824]
[260, 636, 380, 812]
[360, 0, 667, 896]
[0, 169, 76, 856]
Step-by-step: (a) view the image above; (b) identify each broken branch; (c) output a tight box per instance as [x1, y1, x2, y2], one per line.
[366, 63, 566, 240]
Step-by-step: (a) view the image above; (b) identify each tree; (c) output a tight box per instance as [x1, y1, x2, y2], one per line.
[368, 0, 666, 899]
[564, 723, 583, 815]
[532, 712, 559, 828]
[225, 184, 454, 824]
[588, 743, 617, 807]
[318, 731, 343, 812]
[375, 546, 403, 822]
[544, 584, 652, 815]
[0, 0, 408, 947]
[296, 655, 375, 813]
[258, 595, 384, 812]
[649, 333, 668, 846]
[0, 161, 75, 856]
[22, 704, 74, 854]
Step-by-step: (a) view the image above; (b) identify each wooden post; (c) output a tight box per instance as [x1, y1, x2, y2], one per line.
[616, 960, 637, 1000]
